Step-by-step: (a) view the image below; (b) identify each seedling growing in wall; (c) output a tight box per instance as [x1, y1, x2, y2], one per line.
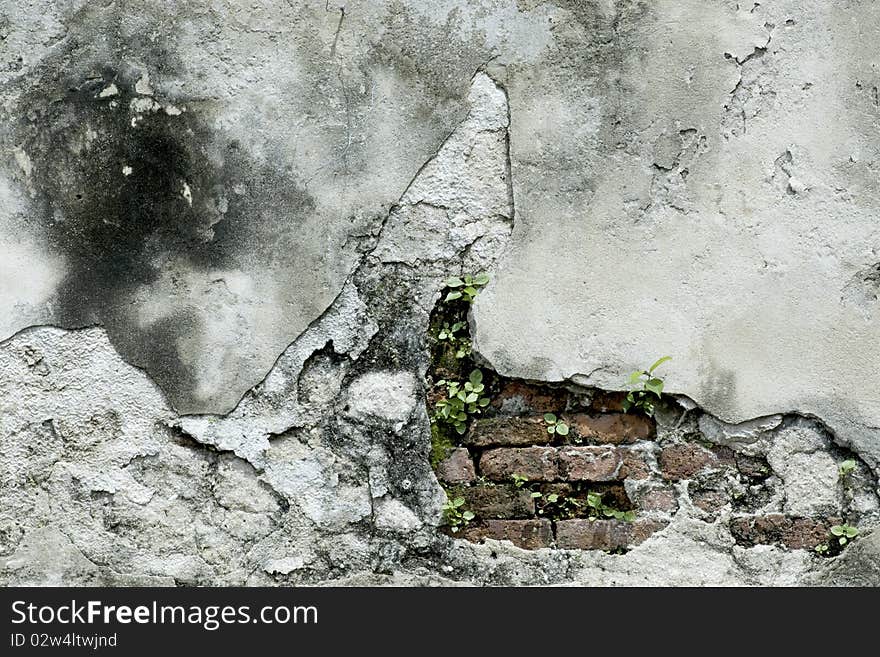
[586, 491, 635, 521]
[622, 356, 672, 417]
[442, 496, 475, 532]
[512, 474, 529, 489]
[436, 321, 472, 359]
[434, 369, 491, 435]
[838, 459, 856, 479]
[444, 272, 490, 303]
[543, 413, 569, 436]
[830, 524, 859, 546]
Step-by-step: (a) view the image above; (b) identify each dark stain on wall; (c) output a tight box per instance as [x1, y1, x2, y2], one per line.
[3, 23, 316, 411]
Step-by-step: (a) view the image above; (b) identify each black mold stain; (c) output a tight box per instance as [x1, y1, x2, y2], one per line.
[5, 37, 316, 411]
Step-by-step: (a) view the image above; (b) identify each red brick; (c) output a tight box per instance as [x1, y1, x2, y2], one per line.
[557, 518, 667, 550]
[557, 446, 623, 481]
[782, 518, 836, 550]
[691, 489, 728, 514]
[590, 391, 627, 413]
[462, 485, 534, 519]
[479, 447, 558, 482]
[436, 448, 475, 484]
[619, 448, 652, 480]
[631, 519, 669, 545]
[465, 417, 551, 448]
[556, 519, 631, 550]
[731, 514, 841, 549]
[636, 486, 678, 513]
[491, 382, 567, 414]
[568, 413, 654, 444]
[460, 519, 553, 549]
[659, 443, 735, 480]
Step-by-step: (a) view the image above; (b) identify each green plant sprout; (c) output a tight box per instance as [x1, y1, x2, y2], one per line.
[838, 459, 856, 478]
[622, 355, 672, 417]
[531, 489, 635, 521]
[512, 474, 529, 489]
[444, 273, 490, 303]
[434, 369, 491, 435]
[830, 524, 859, 545]
[442, 496, 475, 532]
[586, 491, 635, 521]
[543, 413, 569, 436]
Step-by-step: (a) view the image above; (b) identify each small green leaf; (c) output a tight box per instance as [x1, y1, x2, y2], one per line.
[465, 392, 478, 403]
[531, 492, 542, 498]
[645, 378, 664, 398]
[621, 399, 632, 413]
[463, 286, 478, 297]
[628, 371, 644, 384]
[478, 398, 491, 407]
[845, 526, 859, 538]
[648, 355, 672, 373]
[830, 526, 845, 536]
[455, 424, 467, 435]
[474, 272, 490, 285]
[469, 369, 483, 384]
[547, 426, 554, 434]
[462, 510, 475, 521]
[446, 276, 464, 288]
[839, 537, 847, 545]
[543, 413, 557, 424]
[471, 383, 484, 393]
[556, 422, 569, 436]
[547, 493, 559, 503]
[453, 497, 465, 507]
[457, 390, 468, 401]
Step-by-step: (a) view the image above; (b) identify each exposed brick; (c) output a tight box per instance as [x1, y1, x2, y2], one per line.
[619, 448, 651, 480]
[568, 413, 654, 444]
[590, 391, 627, 413]
[631, 519, 669, 545]
[465, 417, 551, 448]
[782, 518, 836, 550]
[460, 519, 553, 549]
[735, 453, 772, 479]
[436, 448, 475, 484]
[636, 486, 678, 513]
[659, 443, 735, 481]
[691, 489, 728, 514]
[556, 519, 632, 550]
[463, 485, 534, 519]
[730, 514, 841, 549]
[479, 447, 558, 482]
[491, 382, 567, 415]
[557, 446, 623, 481]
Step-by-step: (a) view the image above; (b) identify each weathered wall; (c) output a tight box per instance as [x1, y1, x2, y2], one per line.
[1, 0, 878, 586]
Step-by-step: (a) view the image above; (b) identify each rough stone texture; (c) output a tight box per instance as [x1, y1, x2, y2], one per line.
[471, 0, 880, 472]
[1, 0, 879, 587]
[808, 530, 880, 587]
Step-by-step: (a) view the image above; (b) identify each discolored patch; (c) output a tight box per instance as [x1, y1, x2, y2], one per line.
[1, 23, 317, 412]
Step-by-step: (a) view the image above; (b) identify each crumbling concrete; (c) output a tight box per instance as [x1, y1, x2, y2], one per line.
[1, 0, 878, 587]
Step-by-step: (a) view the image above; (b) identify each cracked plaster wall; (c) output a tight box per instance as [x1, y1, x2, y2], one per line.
[1, 0, 878, 586]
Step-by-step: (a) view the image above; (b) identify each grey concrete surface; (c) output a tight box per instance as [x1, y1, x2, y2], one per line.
[1, 0, 878, 586]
